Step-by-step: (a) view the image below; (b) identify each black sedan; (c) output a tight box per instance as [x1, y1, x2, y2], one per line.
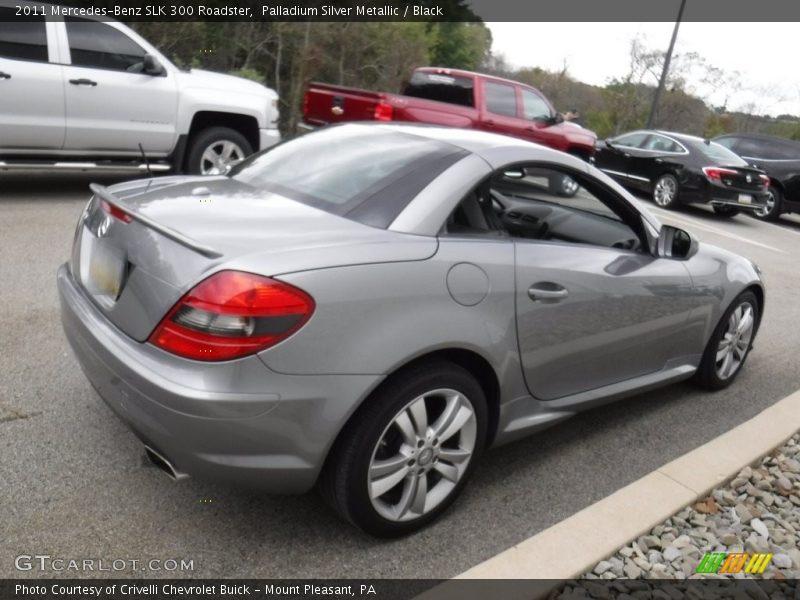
[593, 130, 770, 217]
[714, 133, 800, 221]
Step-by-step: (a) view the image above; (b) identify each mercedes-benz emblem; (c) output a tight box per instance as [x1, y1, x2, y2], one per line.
[746, 174, 752, 183]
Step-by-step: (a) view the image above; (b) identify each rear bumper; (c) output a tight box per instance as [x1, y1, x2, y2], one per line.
[258, 128, 281, 151]
[57, 263, 381, 493]
[684, 181, 768, 211]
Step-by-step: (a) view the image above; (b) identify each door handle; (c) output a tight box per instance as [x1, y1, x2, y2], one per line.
[69, 78, 97, 86]
[0, 71, 10, 80]
[528, 284, 568, 301]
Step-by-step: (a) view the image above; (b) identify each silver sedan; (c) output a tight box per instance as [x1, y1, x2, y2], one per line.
[58, 123, 764, 536]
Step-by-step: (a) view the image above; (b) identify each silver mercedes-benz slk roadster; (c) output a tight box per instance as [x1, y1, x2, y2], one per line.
[58, 123, 764, 536]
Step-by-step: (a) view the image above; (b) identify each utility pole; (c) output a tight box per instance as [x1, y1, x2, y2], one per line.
[647, 0, 687, 129]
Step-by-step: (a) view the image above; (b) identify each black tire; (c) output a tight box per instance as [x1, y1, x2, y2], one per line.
[652, 173, 679, 209]
[694, 290, 760, 390]
[320, 360, 488, 537]
[185, 126, 253, 175]
[713, 205, 740, 218]
[548, 173, 580, 197]
[753, 186, 782, 222]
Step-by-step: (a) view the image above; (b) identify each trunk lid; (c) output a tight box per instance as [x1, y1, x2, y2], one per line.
[712, 165, 767, 192]
[71, 176, 435, 341]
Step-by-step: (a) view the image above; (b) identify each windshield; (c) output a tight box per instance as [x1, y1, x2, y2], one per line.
[230, 125, 466, 228]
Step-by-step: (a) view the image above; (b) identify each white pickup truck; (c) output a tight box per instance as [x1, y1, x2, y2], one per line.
[0, 2, 280, 175]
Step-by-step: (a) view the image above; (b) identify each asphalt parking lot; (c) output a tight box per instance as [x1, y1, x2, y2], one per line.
[2, 172, 799, 579]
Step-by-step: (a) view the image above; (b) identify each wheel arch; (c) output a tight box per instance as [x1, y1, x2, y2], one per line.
[317, 347, 502, 484]
[186, 111, 260, 160]
[745, 283, 765, 330]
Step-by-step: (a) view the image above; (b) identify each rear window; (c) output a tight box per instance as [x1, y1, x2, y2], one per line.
[230, 126, 467, 228]
[403, 71, 475, 108]
[696, 141, 748, 166]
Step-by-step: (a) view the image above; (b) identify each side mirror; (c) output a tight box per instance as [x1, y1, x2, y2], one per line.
[143, 54, 165, 76]
[604, 139, 616, 149]
[657, 225, 698, 260]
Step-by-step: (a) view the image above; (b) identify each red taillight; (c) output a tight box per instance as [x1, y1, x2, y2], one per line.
[100, 199, 132, 223]
[702, 166, 739, 182]
[302, 90, 310, 119]
[759, 173, 770, 186]
[149, 271, 315, 361]
[373, 99, 393, 121]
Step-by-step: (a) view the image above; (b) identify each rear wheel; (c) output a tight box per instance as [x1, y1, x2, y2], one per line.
[753, 186, 782, 221]
[713, 205, 740, 218]
[321, 361, 487, 537]
[186, 127, 252, 175]
[694, 290, 759, 390]
[653, 174, 679, 208]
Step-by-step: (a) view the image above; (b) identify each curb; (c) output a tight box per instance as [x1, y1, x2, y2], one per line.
[454, 388, 800, 585]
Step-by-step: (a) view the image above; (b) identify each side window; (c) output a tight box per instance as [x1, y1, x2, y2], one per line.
[613, 132, 649, 149]
[642, 135, 683, 153]
[0, 9, 48, 62]
[493, 165, 644, 250]
[484, 82, 517, 118]
[739, 138, 797, 160]
[521, 89, 551, 120]
[736, 138, 764, 158]
[443, 165, 646, 252]
[65, 18, 146, 72]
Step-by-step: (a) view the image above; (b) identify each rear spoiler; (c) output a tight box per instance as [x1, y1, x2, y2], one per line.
[89, 183, 223, 259]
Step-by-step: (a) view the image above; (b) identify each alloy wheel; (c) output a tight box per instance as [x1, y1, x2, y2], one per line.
[654, 176, 677, 207]
[715, 301, 755, 380]
[754, 189, 776, 218]
[561, 175, 580, 196]
[200, 141, 245, 175]
[368, 388, 477, 522]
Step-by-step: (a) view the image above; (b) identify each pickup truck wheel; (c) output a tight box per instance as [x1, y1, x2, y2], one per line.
[187, 127, 252, 176]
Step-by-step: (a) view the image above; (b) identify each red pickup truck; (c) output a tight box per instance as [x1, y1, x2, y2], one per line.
[302, 67, 597, 159]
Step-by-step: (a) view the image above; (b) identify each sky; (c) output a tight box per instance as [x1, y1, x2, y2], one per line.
[486, 22, 800, 117]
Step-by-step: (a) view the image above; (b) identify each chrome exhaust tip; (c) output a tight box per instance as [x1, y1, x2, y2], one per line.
[144, 446, 189, 481]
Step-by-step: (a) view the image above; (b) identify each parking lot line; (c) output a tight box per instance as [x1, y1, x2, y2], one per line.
[449, 388, 800, 587]
[648, 208, 788, 254]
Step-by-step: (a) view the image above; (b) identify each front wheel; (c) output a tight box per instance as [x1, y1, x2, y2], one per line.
[321, 361, 487, 537]
[549, 173, 580, 197]
[753, 186, 782, 221]
[186, 127, 252, 175]
[653, 174, 679, 208]
[713, 205, 740, 218]
[694, 291, 759, 390]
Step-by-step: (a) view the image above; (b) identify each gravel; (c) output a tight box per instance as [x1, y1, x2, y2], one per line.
[580, 433, 800, 581]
